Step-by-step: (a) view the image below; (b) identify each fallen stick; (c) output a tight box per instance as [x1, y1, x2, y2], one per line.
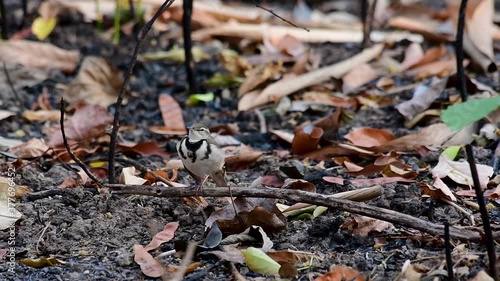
[109, 185, 497, 243]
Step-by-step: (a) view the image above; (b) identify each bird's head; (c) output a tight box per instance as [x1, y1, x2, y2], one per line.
[187, 123, 211, 141]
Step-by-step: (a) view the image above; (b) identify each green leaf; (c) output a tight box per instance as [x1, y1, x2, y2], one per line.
[242, 247, 281, 275]
[188, 92, 214, 106]
[32, 17, 56, 40]
[205, 73, 244, 87]
[441, 145, 461, 160]
[141, 47, 209, 63]
[441, 97, 500, 132]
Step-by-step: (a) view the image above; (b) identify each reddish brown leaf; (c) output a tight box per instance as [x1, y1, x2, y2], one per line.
[322, 176, 344, 185]
[117, 141, 169, 158]
[351, 177, 413, 187]
[144, 222, 179, 251]
[292, 125, 323, 155]
[133, 245, 165, 277]
[48, 104, 113, 148]
[315, 265, 372, 281]
[261, 175, 285, 187]
[344, 128, 395, 148]
[157, 94, 187, 135]
[418, 177, 456, 201]
[341, 215, 394, 237]
[9, 138, 50, 158]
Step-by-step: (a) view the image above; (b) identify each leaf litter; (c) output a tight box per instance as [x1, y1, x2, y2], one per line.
[1, 0, 500, 280]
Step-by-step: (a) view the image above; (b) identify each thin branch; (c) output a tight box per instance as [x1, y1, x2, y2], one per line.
[444, 222, 454, 280]
[108, 0, 176, 184]
[0, 0, 7, 39]
[183, 0, 197, 93]
[170, 241, 198, 281]
[128, 0, 135, 20]
[60, 98, 103, 187]
[362, 0, 378, 48]
[455, 0, 497, 278]
[3, 62, 22, 108]
[108, 185, 499, 243]
[252, 0, 309, 31]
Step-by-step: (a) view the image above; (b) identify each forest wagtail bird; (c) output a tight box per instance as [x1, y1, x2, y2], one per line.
[177, 123, 227, 190]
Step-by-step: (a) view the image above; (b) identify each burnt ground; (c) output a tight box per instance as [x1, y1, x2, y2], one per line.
[1, 1, 500, 281]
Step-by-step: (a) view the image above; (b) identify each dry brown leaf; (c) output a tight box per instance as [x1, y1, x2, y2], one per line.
[341, 63, 378, 93]
[419, 177, 457, 201]
[263, 33, 305, 57]
[373, 123, 475, 153]
[144, 222, 179, 251]
[238, 63, 285, 97]
[401, 42, 425, 69]
[133, 245, 165, 277]
[238, 44, 384, 111]
[322, 176, 344, 185]
[224, 145, 263, 171]
[315, 265, 372, 281]
[341, 215, 394, 237]
[409, 45, 448, 69]
[9, 138, 50, 158]
[155, 94, 186, 135]
[22, 110, 60, 122]
[410, 57, 460, 80]
[48, 104, 113, 147]
[292, 125, 323, 155]
[0, 40, 80, 72]
[117, 141, 169, 158]
[344, 128, 395, 147]
[64, 56, 123, 107]
[395, 77, 448, 121]
[0, 177, 31, 198]
[351, 177, 413, 187]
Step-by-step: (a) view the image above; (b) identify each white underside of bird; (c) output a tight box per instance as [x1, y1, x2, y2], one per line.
[177, 137, 225, 177]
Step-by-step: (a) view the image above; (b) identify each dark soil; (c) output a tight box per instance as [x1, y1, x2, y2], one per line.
[1, 1, 499, 281]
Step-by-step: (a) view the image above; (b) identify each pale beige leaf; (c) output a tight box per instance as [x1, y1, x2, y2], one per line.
[0, 110, 16, 121]
[120, 167, 147, 185]
[0, 199, 22, 231]
[22, 110, 60, 122]
[341, 63, 378, 93]
[64, 56, 122, 107]
[395, 77, 448, 120]
[432, 155, 493, 188]
[133, 245, 165, 277]
[9, 138, 50, 158]
[401, 42, 424, 69]
[239, 44, 384, 110]
[466, 0, 494, 59]
[0, 40, 80, 72]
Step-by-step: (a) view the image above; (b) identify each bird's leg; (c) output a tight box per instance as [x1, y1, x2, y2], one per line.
[196, 175, 210, 194]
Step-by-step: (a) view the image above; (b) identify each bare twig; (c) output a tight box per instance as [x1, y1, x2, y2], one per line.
[108, 185, 499, 243]
[0, 0, 7, 39]
[183, 0, 197, 93]
[60, 99, 103, 187]
[252, 0, 309, 31]
[35, 222, 52, 254]
[444, 222, 454, 280]
[170, 241, 198, 281]
[128, 0, 135, 20]
[455, 0, 497, 278]
[362, 0, 378, 48]
[108, 0, 176, 184]
[3, 62, 22, 108]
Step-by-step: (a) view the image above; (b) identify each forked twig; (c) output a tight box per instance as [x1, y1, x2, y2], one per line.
[252, 0, 309, 31]
[60, 98, 103, 187]
[108, 0, 176, 184]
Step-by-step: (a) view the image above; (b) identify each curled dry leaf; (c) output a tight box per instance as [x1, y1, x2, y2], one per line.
[48, 104, 113, 148]
[22, 110, 61, 122]
[395, 77, 448, 120]
[344, 128, 395, 148]
[432, 154, 493, 188]
[418, 177, 456, 202]
[64, 56, 123, 107]
[341, 63, 378, 93]
[154, 94, 184, 136]
[144, 222, 180, 251]
[8, 138, 50, 158]
[238, 44, 384, 111]
[292, 125, 323, 155]
[133, 245, 165, 278]
[262, 33, 305, 57]
[0, 40, 80, 72]
[238, 63, 285, 97]
[117, 141, 168, 158]
[401, 42, 424, 69]
[315, 265, 372, 281]
[224, 145, 263, 171]
[120, 167, 147, 185]
[466, 0, 494, 59]
[341, 215, 394, 237]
